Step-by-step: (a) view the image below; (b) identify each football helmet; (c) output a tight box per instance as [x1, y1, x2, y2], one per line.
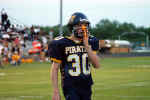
[67, 12, 90, 38]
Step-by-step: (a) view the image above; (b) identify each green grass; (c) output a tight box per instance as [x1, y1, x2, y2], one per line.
[0, 57, 150, 100]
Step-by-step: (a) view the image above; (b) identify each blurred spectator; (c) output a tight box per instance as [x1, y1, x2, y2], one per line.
[20, 34, 25, 47]
[49, 30, 53, 41]
[14, 36, 20, 45]
[11, 51, 21, 66]
[0, 23, 1, 27]
[24, 27, 29, 41]
[4, 19, 11, 31]
[30, 26, 35, 41]
[1, 9, 11, 31]
[1, 8, 8, 27]
[2, 32, 10, 41]
[0, 42, 4, 67]
[2, 41, 9, 65]
[10, 43, 21, 65]
[41, 36, 47, 46]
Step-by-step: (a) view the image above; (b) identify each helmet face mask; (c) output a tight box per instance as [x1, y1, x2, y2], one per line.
[67, 12, 90, 39]
[72, 23, 89, 38]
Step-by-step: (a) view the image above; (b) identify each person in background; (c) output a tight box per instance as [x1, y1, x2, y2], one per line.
[49, 30, 54, 41]
[11, 43, 21, 66]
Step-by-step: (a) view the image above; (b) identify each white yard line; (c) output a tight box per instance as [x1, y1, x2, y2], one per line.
[0, 72, 25, 76]
[0, 81, 48, 85]
[20, 96, 43, 98]
[0, 72, 6, 76]
[9, 73, 25, 75]
[0, 96, 44, 100]
[130, 65, 150, 68]
[94, 81, 149, 90]
[95, 94, 150, 98]
[119, 95, 150, 98]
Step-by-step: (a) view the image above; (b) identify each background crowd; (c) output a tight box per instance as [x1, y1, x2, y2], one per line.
[0, 9, 53, 67]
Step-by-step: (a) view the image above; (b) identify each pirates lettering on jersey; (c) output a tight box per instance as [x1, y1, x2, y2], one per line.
[65, 46, 87, 55]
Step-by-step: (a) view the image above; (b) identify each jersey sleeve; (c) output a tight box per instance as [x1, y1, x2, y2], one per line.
[88, 36, 99, 51]
[48, 40, 63, 63]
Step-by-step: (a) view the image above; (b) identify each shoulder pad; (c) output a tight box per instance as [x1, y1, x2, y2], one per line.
[54, 36, 64, 40]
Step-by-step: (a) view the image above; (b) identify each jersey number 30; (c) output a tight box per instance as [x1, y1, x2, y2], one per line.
[67, 54, 90, 76]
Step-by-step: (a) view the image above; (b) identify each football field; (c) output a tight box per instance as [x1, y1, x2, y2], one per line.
[0, 57, 150, 100]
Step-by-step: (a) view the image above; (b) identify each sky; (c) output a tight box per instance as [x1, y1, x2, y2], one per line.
[0, 0, 150, 27]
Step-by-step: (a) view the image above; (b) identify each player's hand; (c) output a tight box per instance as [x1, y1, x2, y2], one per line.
[52, 89, 61, 100]
[82, 25, 89, 48]
[83, 33, 89, 48]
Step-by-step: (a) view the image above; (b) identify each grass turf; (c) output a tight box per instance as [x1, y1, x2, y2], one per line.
[0, 57, 150, 100]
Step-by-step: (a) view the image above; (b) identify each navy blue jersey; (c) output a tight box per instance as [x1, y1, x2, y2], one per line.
[48, 36, 99, 88]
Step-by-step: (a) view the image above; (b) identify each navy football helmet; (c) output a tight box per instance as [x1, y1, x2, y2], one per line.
[67, 12, 90, 38]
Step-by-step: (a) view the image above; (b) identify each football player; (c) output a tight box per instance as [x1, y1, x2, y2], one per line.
[48, 12, 100, 100]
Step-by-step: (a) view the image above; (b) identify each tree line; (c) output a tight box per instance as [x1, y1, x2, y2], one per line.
[41, 19, 150, 42]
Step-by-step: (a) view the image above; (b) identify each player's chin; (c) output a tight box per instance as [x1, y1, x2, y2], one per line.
[77, 33, 83, 38]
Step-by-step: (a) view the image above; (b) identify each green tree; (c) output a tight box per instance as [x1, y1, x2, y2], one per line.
[92, 19, 120, 40]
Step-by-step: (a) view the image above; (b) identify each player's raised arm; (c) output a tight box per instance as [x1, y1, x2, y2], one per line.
[81, 24, 100, 69]
[83, 35, 100, 69]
